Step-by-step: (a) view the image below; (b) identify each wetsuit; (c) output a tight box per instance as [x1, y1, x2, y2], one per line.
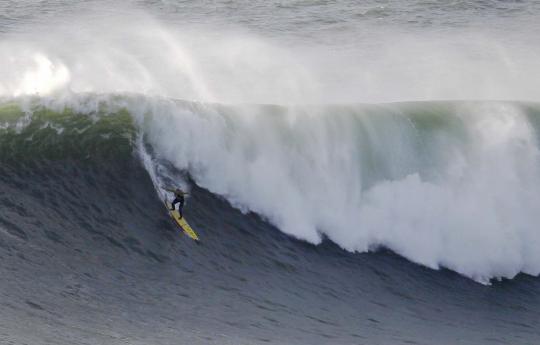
[171, 191, 185, 218]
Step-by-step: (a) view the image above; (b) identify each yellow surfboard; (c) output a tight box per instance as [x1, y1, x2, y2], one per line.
[165, 201, 200, 242]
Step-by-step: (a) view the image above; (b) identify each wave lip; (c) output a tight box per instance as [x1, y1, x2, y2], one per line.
[0, 97, 134, 161]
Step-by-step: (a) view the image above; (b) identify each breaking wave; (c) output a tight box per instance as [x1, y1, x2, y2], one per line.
[2, 95, 540, 283]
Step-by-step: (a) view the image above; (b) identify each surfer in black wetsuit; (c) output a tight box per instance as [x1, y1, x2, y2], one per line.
[164, 187, 189, 219]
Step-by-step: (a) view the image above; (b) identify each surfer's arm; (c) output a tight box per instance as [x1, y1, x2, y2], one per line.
[162, 186, 176, 193]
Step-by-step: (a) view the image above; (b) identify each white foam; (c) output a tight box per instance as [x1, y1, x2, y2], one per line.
[128, 99, 540, 283]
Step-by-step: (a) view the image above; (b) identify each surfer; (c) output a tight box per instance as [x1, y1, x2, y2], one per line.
[164, 187, 189, 219]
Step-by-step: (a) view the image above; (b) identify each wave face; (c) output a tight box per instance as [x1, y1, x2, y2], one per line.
[1, 98, 540, 345]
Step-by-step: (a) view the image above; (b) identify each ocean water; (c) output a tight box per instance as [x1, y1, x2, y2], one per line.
[1, 1, 540, 344]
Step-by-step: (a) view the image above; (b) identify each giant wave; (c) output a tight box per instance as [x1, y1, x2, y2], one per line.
[2, 95, 540, 283]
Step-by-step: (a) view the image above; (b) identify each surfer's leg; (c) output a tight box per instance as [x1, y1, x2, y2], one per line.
[179, 201, 184, 218]
[170, 197, 179, 211]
